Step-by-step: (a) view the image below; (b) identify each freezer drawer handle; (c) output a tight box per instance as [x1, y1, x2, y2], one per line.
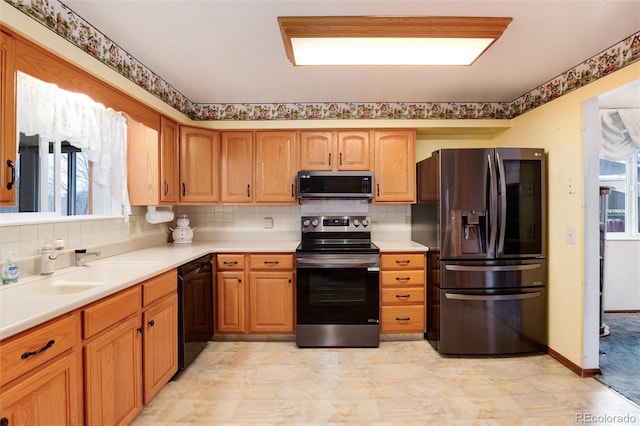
[445, 291, 542, 301]
[444, 264, 542, 272]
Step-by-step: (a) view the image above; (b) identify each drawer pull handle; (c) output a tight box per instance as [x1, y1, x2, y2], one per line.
[395, 260, 411, 265]
[6, 160, 16, 190]
[395, 277, 411, 282]
[395, 294, 411, 299]
[223, 261, 238, 265]
[395, 317, 411, 321]
[148, 320, 155, 327]
[21, 339, 55, 359]
[264, 261, 280, 265]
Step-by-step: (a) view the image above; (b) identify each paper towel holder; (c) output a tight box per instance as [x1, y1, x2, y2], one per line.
[145, 205, 175, 224]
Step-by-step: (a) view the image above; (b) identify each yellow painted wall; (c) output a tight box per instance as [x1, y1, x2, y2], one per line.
[4, 0, 640, 367]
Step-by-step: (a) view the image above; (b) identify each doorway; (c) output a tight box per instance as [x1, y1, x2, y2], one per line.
[584, 80, 640, 405]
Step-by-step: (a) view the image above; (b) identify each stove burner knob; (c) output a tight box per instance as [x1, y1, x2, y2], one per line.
[353, 219, 361, 227]
[362, 219, 370, 227]
[302, 219, 311, 227]
[311, 219, 319, 227]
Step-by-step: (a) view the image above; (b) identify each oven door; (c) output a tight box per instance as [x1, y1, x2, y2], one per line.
[296, 253, 380, 325]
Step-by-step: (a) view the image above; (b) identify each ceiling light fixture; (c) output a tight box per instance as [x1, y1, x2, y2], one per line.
[278, 16, 512, 66]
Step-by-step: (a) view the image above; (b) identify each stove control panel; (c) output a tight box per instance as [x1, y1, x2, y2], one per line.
[301, 215, 371, 232]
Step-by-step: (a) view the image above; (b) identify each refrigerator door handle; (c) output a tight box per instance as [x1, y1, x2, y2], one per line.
[496, 152, 507, 256]
[488, 154, 498, 257]
[445, 291, 543, 301]
[444, 263, 543, 272]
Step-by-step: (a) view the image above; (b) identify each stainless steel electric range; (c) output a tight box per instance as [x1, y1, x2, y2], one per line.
[295, 215, 380, 348]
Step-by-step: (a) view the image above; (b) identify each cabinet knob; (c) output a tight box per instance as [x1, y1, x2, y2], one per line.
[148, 320, 155, 327]
[1, 416, 9, 426]
[137, 327, 144, 334]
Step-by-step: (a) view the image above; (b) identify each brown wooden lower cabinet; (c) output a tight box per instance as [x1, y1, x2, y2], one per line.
[216, 253, 295, 334]
[379, 252, 426, 333]
[0, 270, 178, 425]
[426, 250, 441, 340]
[0, 312, 82, 426]
[84, 314, 143, 425]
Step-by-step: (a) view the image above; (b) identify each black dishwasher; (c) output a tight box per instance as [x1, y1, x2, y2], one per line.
[174, 254, 214, 378]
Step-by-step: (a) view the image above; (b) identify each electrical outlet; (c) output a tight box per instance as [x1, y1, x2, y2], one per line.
[566, 227, 576, 244]
[568, 177, 576, 194]
[404, 216, 411, 225]
[128, 220, 137, 235]
[264, 217, 273, 229]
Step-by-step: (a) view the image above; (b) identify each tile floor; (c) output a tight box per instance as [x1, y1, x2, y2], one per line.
[132, 339, 640, 425]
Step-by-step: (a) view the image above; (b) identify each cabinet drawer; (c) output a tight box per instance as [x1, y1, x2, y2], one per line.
[381, 305, 425, 333]
[381, 287, 425, 305]
[217, 254, 245, 270]
[249, 254, 294, 270]
[83, 286, 141, 339]
[1, 311, 79, 386]
[381, 253, 425, 270]
[380, 270, 425, 287]
[142, 269, 177, 307]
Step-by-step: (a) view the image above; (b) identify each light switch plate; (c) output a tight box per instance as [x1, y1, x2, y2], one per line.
[566, 227, 576, 244]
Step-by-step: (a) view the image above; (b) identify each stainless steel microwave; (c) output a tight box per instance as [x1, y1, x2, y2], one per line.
[297, 171, 374, 200]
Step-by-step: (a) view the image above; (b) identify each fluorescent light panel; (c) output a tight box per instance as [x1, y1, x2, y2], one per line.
[278, 16, 512, 66]
[291, 37, 495, 66]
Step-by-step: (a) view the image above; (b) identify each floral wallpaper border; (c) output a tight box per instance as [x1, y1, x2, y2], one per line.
[5, 0, 640, 121]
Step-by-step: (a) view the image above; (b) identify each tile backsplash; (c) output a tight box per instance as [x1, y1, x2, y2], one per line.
[1, 203, 411, 275]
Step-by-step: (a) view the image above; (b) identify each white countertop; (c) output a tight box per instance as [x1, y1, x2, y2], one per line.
[0, 239, 427, 340]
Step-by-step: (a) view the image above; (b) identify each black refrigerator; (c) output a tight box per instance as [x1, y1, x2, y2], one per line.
[412, 148, 547, 355]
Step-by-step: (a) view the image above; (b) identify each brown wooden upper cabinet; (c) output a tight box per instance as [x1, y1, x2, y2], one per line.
[254, 131, 298, 204]
[127, 116, 179, 206]
[220, 130, 298, 204]
[374, 129, 416, 203]
[1, 31, 17, 206]
[179, 126, 220, 204]
[220, 131, 254, 203]
[299, 130, 372, 171]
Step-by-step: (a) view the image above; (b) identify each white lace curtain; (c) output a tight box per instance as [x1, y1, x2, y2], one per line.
[600, 109, 640, 160]
[17, 71, 130, 219]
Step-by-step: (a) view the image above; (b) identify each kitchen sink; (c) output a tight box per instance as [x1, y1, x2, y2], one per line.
[25, 279, 110, 295]
[8, 260, 161, 296]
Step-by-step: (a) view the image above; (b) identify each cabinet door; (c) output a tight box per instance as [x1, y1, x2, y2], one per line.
[143, 293, 178, 404]
[0, 31, 16, 206]
[159, 116, 180, 204]
[84, 315, 143, 426]
[220, 131, 254, 203]
[248, 271, 294, 333]
[254, 131, 297, 203]
[216, 271, 245, 333]
[374, 130, 416, 203]
[0, 350, 82, 426]
[299, 131, 334, 170]
[126, 117, 160, 206]
[337, 130, 371, 170]
[179, 126, 220, 203]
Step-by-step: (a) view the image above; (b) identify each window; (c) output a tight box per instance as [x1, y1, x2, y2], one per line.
[0, 136, 89, 215]
[0, 72, 130, 221]
[599, 152, 640, 236]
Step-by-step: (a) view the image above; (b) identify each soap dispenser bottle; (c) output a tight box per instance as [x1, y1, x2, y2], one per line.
[1, 251, 20, 284]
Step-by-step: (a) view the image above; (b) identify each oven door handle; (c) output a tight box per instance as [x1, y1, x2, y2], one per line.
[296, 258, 379, 269]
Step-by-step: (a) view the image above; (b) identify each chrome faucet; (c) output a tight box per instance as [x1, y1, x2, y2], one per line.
[75, 249, 101, 267]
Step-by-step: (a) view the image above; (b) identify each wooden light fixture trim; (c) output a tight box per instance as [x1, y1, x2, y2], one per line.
[278, 16, 513, 66]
